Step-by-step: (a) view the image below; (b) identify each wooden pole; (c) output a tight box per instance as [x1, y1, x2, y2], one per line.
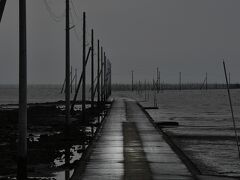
[101, 47, 103, 103]
[206, 72, 208, 90]
[131, 70, 134, 91]
[223, 61, 240, 158]
[70, 47, 91, 112]
[104, 52, 106, 102]
[82, 12, 86, 122]
[179, 72, 181, 91]
[97, 40, 100, 106]
[75, 68, 77, 93]
[65, 0, 70, 129]
[18, 0, 27, 179]
[70, 66, 73, 94]
[91, 29, 94, 109]
[157, 68, 159, 93]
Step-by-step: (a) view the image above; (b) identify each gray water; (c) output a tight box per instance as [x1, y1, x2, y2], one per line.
[0, 84, 93, 105]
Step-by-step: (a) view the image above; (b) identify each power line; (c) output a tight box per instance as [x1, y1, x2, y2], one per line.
[43, 0, 65, 22]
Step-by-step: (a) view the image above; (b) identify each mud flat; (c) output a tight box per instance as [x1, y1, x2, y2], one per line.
[0, 101, 110, 179]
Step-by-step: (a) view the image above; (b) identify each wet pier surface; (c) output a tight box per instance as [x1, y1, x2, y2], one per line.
[71, 98, 194, 180]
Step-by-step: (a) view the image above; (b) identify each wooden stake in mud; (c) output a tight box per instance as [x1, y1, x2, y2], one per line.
[223, 61, 240, 158]
[131, 70, 134, 91]
[206, 72, 208, 90]
[18, 0, 27, 179]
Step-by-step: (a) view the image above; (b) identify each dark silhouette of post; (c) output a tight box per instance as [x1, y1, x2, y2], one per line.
[97, 40, 100, 106]
[91, 29, 94, 109]
[18, 0, 27, 179]
[206, 72, 208, 90]
[131, 70, 134, 91]
[70, 47, 91, 113]
[82, 12, 86, 122]
[229, 72, 231, 86]
[65, 0, 70, 130]
[70, 66, 73, 93]
[101, 47, 103, 103]
[179, 72, 182, 91]
[157, 68, 159, 93]
[0, 0, 6, 22]
[75, 68, 77, 93]
[104, 52, 106, 102]
[223, 61, 240, 157]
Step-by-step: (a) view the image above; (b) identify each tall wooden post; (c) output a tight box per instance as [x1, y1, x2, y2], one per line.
[91, 29, 94, 109]
[65, 0, 70, 128]
[97, 40, 100, 106]
[82, 12, 86, 122]
[18, 0, 27, 179]
[104, 52, 106, 102]
[101, 47, 103, 103]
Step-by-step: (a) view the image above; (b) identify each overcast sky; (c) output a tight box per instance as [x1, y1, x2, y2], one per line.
[0, 0, 240, 84]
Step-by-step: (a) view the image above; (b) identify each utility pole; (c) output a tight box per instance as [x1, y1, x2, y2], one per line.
[65, 0, 70, 128]
[82, 12, 86, 122]
[18, 0, 27, 179]
[91, 29, 94, 109]
[97, 40, 100, 106]
[131, 70, 134, 91]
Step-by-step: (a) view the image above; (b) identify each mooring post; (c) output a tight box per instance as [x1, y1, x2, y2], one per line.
[82, 12, 86, 122]
[91, 29, 94, 109]
[97, 40, 100, 107]
[18, 0, 27, 179]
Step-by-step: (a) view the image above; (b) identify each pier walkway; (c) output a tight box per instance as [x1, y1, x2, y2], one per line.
[71, 98, 193, 180]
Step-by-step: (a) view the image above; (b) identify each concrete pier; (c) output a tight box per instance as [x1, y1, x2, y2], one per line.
[71, 98, 193, 179]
